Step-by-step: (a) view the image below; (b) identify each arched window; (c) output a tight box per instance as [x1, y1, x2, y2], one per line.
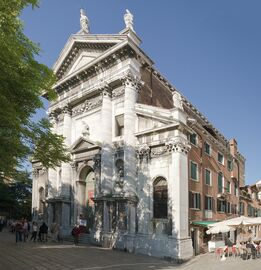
[153, 177, 168, 219]
[39, 187, 45, 213]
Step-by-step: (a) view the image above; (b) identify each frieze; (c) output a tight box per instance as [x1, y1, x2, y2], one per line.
[72, 95, 102, 116]
[112, 87, 125, 99]
[150, 145, 168, 157]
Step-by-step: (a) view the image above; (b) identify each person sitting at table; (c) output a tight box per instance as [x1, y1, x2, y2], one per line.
[246, 241, 257, 259]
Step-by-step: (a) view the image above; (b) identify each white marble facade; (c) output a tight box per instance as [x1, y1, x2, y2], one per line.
[32, 10, 193, 261]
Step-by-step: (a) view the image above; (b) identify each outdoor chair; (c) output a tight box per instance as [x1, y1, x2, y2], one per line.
[256, 246, 260, 258]
[231, 246, 238, 258]
[215, 248, 224, 260]
[227, 246, 233, 258]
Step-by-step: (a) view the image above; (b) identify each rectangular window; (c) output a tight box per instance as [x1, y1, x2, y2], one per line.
[204, 142, 211, 155]
[226, 202, 231, 213]
[227, 160, 233, 171]
[218, 152, 224, 164]
[227, 181, 231, 194]
[231, 204, 237, 214]
[218, 173, 223, 193]
[205, 169, 211, 186]
[205, 196, 213, 210]
[115, 115, 124, 137]
[189, 133, 197, 145]
[189, 192, 201, 209]
[217, 199, 226, 212]
[239, 202, 244, 215]
[234, 182, 238, 196]
[190, 161, 198, 181]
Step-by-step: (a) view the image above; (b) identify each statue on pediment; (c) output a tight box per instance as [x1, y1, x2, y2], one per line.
[172, 91, 183, 110]
[124, 9, 134, 31]
[80, 9, 90, 33]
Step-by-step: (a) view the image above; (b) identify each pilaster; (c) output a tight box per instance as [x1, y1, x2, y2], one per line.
[100, 84, 113, 195]
[61, 104, 72, 197]
[121, 72, 142, 196]
[167, 136, 193, 259]
[136, 144, 150, 234]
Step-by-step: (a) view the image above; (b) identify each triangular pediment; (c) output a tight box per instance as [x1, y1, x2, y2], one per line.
[70, 136, 101, 154]
[66, 51, 102, 77]
[135, 103, 179, 133]
[53, 34, 126, 80]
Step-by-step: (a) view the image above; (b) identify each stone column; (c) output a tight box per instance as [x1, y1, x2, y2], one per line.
[93, 154, 101, 196]
[136, 144, 150, 234]
[100, 85, 113, 195]
[70, 161, 77, 226]
[121, 72, 142, 196]
[167, 137, 193, 259]
[61, 104, 72, 197]
[48, 112, 58, 197]
[61, 104, 72, 232]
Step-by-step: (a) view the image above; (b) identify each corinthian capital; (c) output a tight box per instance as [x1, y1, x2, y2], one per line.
[165, 137, 191, 155]
[136, 144, 150, 158]
[49, 111, 58, 125]
[98, 82, 112, 98]
[121, 71, 143, 91]
[62, 104, 72, 115]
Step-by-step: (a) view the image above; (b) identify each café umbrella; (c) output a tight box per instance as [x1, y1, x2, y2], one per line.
[206, 224, 236, 234]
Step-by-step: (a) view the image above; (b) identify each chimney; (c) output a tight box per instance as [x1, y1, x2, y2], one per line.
[230, 138, 238, 157]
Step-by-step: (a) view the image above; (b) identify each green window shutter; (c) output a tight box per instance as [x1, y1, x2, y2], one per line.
[218, 173, 223, 193]
[191, 162, 198, 180]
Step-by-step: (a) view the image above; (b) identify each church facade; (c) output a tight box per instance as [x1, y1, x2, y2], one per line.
[32, 9, 246, 260]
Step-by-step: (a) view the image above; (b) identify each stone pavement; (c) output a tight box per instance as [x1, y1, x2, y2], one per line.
[0, 229, 260, 270]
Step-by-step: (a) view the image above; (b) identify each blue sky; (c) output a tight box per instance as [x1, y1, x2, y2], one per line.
[21, 0, 261, 185]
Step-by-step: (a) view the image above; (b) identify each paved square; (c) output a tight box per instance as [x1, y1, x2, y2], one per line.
[0, 230, 260, 270]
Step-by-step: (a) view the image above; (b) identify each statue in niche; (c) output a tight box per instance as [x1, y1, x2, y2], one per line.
[82, 121, 90, 138]
[80, 9, 90, 33]
[124, 9, 134, 31]
[114, 159, 124, 194]
[172, 91, 183, 110]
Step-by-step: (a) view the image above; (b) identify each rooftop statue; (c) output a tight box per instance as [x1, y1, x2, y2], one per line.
[80, 9, 90, 33]
[124, 9, 134, 31]
[172, 91, 184, 110]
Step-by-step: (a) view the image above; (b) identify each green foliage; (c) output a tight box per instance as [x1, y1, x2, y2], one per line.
[0, 0, 70, 178]
[0, 171, 32, 219]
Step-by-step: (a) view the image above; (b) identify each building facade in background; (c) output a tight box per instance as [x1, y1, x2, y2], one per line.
[32, 10, 261, 259]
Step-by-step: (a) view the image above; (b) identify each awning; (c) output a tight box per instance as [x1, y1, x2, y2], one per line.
[191, 221, 219, 227]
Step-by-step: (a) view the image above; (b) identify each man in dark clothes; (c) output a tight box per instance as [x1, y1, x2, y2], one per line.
[39, 222, 48, 242]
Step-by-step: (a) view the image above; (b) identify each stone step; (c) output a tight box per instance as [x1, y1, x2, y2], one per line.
[63, 233, 91, 244]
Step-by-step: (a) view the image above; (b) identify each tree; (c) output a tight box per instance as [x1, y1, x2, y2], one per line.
[0, 171, 32, 219]
[0, 0, 70, 179]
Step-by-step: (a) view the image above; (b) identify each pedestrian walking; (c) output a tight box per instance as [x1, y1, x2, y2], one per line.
[22, 219, 29, 242]
[71, 224, 80, 245]
[30, 221, 38, 242]
[14, 220, 23, 243]
[39, 222, 48, 242]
